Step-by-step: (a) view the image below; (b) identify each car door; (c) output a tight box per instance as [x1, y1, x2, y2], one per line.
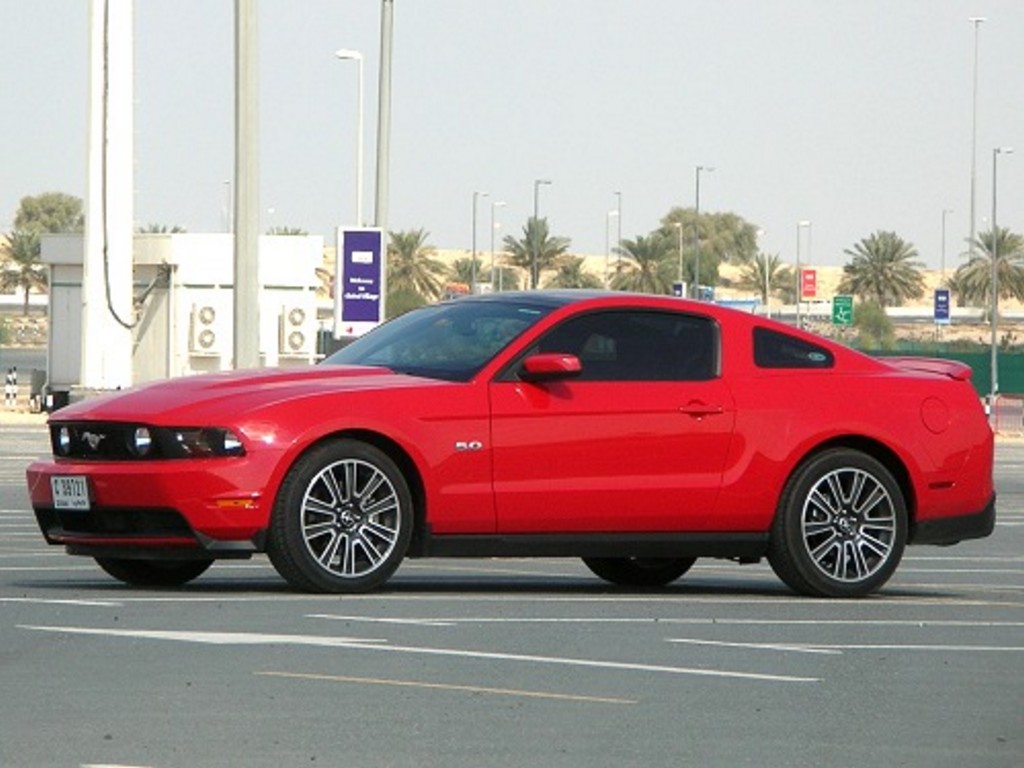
[488, 309, 735, 534]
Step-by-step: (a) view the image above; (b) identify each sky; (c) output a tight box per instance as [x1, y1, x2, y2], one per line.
[3, 0, 1023, 272]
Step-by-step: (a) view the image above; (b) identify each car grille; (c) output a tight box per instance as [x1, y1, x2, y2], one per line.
[49, 422, 149, 460]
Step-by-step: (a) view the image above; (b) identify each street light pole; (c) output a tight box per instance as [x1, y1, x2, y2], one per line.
[614, 191, 622, 254]
[990, 147, 1013, 422]
[471, 191, 488, 294]
[605, 209, 619, 288]
[490, 200, 505, 291]
[968, 17, 986, 263]
[796, 220, 811, 327]
[941, 208, 953, 282]
[532, 179, 551, 289]
[334, 49, 364, 226]
[693, 166, 713, 299]
[674, 221, 684, 286]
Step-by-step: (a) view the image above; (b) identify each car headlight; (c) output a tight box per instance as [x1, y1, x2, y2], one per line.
[129, 427, 153, 457]
[170, 428, 246, 458]
[57, 426, 72, 456]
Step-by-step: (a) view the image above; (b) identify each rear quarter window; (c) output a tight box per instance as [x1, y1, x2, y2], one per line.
[754, 327, 834, 369]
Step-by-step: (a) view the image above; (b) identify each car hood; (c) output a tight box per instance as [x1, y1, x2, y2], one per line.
[50, 365, 447, 424]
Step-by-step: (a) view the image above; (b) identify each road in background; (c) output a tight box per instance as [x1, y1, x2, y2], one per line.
[1, 423, 1021, 768]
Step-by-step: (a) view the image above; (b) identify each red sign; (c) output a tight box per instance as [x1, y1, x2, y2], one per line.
[801, 268, 817, 299]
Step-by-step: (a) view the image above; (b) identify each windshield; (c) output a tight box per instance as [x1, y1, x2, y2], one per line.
[324, 299, 553, 381]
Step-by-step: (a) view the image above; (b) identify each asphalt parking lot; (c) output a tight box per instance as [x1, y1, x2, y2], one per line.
[1, 419, 1021, 768]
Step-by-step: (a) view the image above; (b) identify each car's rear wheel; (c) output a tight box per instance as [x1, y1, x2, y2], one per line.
[768, 448, 907, 598]
[94, 557, 212, 587]
[267, 439, 413, 593]
[582, 557, 696, 587]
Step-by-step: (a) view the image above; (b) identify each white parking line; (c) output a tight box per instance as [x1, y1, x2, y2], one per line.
[17, 625, 819, 683]
[309, 615, 1024, 628]
[667, 638, 1024, 653]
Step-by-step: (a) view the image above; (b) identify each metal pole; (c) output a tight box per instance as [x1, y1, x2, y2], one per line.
[990, 147, 1013, 422]
[614, 191, 622, 254]
[334, 50, 364, 226]
[374, 0, 394, 232]
[233, 0, 260, 370]
[491, 200, 505, 291]
[795, 223, 801, 327]
[532, 179, 551, 289]
[968, 18, 985, 263]
[941, 208, 953, 282]
[471, 191, 487, 293]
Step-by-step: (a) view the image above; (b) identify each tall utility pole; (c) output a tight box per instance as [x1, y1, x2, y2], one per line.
[990, 147, 1013, 422]
[375, 0, 394, 232]
[470, 191, 488, 293]
[531, 179, 551, 289]
[81, 0, 134, 393]
[968, 17, 986, 262]
[693, 166, 713, 299]
[233, 0, 260, 370]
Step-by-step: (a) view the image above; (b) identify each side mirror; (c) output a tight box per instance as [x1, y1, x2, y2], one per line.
[519, 353, 582, 383]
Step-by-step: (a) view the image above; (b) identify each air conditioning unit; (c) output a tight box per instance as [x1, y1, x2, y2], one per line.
[278, 305, 312, 356]
[189, 304, 223, 355]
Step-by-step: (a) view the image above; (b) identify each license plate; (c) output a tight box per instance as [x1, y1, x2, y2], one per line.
[51, 476, 91, 511]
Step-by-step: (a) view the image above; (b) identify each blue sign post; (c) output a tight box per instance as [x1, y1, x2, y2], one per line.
[334, 227, 385, 338]
[934, 288, 951, 325]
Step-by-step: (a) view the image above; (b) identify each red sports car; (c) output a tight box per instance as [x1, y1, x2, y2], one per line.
[26, 292, 995, 597]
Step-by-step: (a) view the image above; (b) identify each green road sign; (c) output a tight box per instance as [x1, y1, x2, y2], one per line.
[833, 295, 854, 326]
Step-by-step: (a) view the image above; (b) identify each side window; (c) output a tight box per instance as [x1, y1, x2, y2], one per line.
[531, 310, 717, 381]
[753, 327, 834, 369]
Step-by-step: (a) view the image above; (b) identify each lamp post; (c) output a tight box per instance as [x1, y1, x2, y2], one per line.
[757, 229, 768, 317]
[614, 191, 623, 253]
[334, 49, 365, 226]
[968, 17, 986, 263]
[674, 221, 684, 286]
[941, 208, 953, 282]
[531, 179, 552, 289]
[990, 147, 1013, 422]
[605, 209, 620, 288]
[693, 165, 713, 299]
[491, 200, 505, 291]
[471, 191, 488, 294]
[795, 220, 811, 327]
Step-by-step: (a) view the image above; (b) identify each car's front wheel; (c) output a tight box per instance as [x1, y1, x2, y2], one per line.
[94, 557, 212, 587]
[267, 439, 413, 593]
[768, 448, 907, 598]
[582, 557, 696, 587]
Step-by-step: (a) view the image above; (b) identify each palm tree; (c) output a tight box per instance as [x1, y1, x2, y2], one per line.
[838, 231, 925, 307]
[610, 234, 675, 294]
[0, 230, 47, 315]
[386, 228, 448, 303]
[502, 217, 571, 289]
[544, 256, 602, 289]
[450, 256, 489, 288]
[951, 227, 1024, 307]
[735, 252, 793, 304]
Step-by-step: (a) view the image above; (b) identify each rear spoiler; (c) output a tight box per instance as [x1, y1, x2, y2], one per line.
[884, 356, 973, 381]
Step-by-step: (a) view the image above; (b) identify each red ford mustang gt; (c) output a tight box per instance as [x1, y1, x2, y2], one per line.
[26, 292, 995, 597]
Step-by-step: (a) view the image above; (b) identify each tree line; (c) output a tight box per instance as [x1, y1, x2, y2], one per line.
[3, 192, 1024, 321]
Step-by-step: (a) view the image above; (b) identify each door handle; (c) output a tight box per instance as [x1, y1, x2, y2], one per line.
[679, 402, 724, 418]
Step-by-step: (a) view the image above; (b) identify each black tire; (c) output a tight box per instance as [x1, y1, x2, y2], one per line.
[768, 448, 907, 598]
[94, 557, 212, 587]
[582, 557, 696, 587]
[267, 439, 413, 593]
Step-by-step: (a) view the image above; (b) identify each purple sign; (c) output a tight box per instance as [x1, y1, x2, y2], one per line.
[335, 227, 384, 337]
